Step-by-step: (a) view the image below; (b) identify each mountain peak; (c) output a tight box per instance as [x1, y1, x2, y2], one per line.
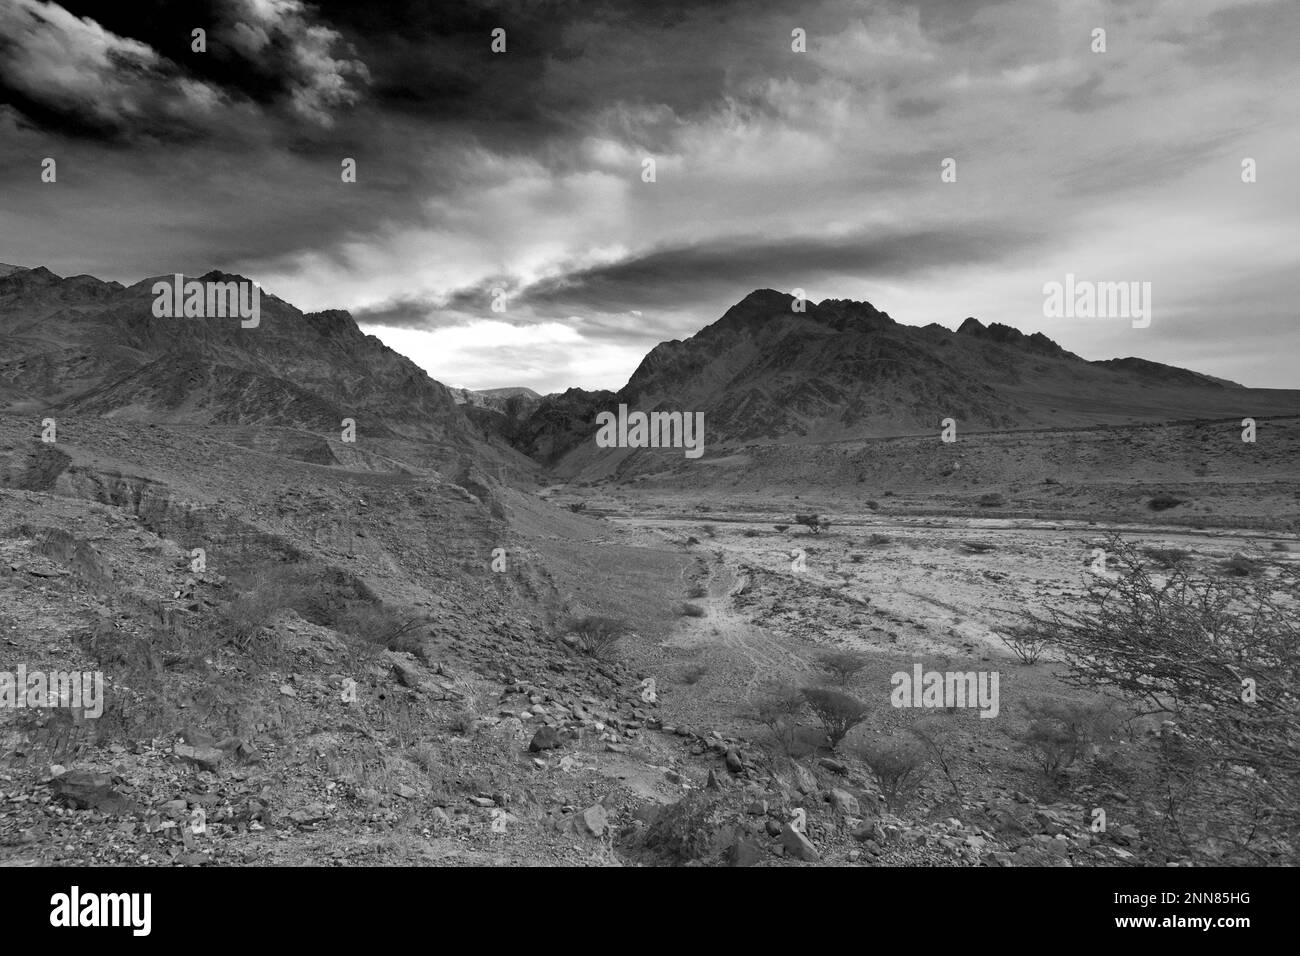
[199, 269, 255, 285]
[728, 288, 796, 313]
[714, 290, 895, 333]
[0, 265, 61, 289]
[957, 317, 1070, 357]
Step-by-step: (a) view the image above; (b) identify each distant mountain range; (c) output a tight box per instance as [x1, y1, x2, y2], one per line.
[478, 289, 1300, 471]
[4, 268, 1296, 478]
[452, 386, 543, 411]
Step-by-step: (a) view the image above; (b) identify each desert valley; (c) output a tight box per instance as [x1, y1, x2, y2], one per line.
[1, 264, 1296, 868]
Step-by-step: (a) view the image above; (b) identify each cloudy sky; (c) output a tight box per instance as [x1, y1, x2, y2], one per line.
[1, 0, 1297, 392]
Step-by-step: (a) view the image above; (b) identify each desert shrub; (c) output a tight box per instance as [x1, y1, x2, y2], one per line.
[564, 615, 631, 658]
[644, 792, 722, 862]
[220, 562, 313, 653]
[816, 649, 870, 685]
[773, 524, 789, 532]
[801, 687, 870, 750]
[977, 493, 1005, 508]
[1039, 535, 1300, 861]
[685, 584, 708, 599]
[411, 741, 442, 771]
[445, 709, 480, 735]
[1142, 546, 1191, 568]
[861, 738, 928, 811]
[1148, 494, 1184, 511]
[685, 536, 700, 546]
[678, 663, 708, 686]
[1045, 536, 1299, 776]
[751, 683, 806, 754]
[866, 500, 880, 511]
[680, 602, 705, 618]
[908, 716, 962, 799]
[1218, 553, 1261, 577]
[334, 601, 427, 653]
[1018, 698, 1111, 781]
[999, 624, 1051, 664]
[795, 514, 830, 534]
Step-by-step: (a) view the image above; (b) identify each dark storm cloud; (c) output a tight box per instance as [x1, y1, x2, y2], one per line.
[353, 294, 480, 331]
[518, 226, 1045, 315]
[357, 223, 1044, 340]
[0, 0, 814, 276]
[0, 0, 368, 142]
[3, 0, 800, 145]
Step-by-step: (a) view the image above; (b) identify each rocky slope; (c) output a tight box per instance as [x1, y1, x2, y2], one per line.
[0, 417, 1155, 867]
[0, 266, 479, 453]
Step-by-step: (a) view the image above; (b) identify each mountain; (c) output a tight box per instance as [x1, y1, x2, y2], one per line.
[1090, 357, 1242, 390]
[474, 387, 543, 401]
[0, 267, 478, 452]
[514, 289, 1300, 473]
[452, 386, 542, 412]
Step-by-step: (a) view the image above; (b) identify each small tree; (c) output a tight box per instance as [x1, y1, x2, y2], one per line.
[751, 683, 805, 754]
[861, 738, 928, 811]
[816, 650, 870, 686]
[999, 624, 1051, 664]
[801, 687, 869, 750]
[1018, 697, 1112, 782]
[908, 715, 962, 800]
[1040, 537, 1300, 860]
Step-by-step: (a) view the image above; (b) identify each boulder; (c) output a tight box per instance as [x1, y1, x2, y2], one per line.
[828, 788, 860, 816]
[173, 743, 223, 772]
[390, 658, 421, 688]
[53, 772, 131, 812]
[580, 803, 609, 837]
[528, 725, 563, 752]
[780, 823, 820, 862]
